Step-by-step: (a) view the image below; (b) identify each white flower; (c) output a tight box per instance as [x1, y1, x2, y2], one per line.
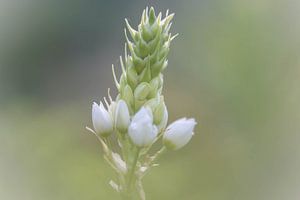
[163, 118, 196, 150]
[92, 101, 113, 136]
[115, 100, 130, 133]
[128, 107, 158, 147]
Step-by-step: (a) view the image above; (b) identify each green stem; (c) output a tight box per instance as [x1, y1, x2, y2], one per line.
[123, 147, 140, 199]
[128, 148, 140, 188]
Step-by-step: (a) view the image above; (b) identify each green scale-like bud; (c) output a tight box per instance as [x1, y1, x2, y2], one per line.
[114, 7, 176, 125]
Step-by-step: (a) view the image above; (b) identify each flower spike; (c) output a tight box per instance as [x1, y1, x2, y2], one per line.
[87, 7, 197, 200]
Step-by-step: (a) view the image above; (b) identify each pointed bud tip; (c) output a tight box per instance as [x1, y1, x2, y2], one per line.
[149, 7, 156, 24]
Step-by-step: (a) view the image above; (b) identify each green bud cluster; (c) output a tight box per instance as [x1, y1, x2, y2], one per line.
[113, 7, 176, 126]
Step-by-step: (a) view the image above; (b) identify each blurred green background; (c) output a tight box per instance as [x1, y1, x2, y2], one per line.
[1, 0, 300, 199]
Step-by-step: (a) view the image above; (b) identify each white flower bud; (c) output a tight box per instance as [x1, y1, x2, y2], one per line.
[128, 107, 158, 147]
[163, 118, 196, 150]
[115, 100, 130, 133]
[92, 102, 113, 136]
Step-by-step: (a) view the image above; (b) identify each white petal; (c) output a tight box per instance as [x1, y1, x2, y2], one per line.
[92, 101, 113, 136]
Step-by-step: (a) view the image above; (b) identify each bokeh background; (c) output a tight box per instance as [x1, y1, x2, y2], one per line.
[1, 0, 300, 199]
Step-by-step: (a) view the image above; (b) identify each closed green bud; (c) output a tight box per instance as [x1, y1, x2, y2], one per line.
[151, 59, 165, 78]
[148, 76, 161, 98]
[132, 55, 145, 74]
[127, 66, 138, 89]
[121, 85, 134, 111]
[140, 62, 152, 82]
[153, 97, 165, 125]
[134, 82, 151, 101]
[148, 32, 161, 54]
[137, 38, 149, 58]
[141, 24, 153, 42]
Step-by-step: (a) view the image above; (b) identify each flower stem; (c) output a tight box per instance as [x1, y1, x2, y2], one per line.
[123, 147, 140, 199]
[128, 148, 140, 187]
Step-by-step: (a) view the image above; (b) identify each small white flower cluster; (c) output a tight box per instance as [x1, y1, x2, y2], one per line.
[86, 7, 197, 199]
[92, 99, 196, 150]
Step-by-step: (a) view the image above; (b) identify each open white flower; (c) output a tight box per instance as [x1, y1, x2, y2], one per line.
[128, 107, 158, 147]
[92, 102, 113, 136]
[163, 118, 196, 150]
[115, 100, 130, 133]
